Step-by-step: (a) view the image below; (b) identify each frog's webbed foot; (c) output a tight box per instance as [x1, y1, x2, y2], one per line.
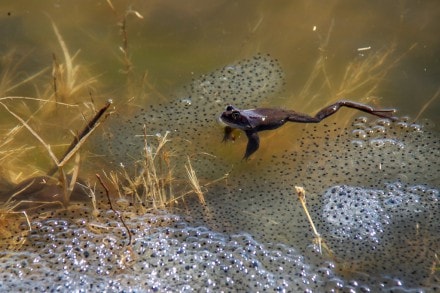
[369, 109, 398, 121]
[222, 126, 234, 142]
[243, 131, 260, 160]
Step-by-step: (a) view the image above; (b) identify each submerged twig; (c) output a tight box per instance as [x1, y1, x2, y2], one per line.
[96, 174, 132, 246]
[106, 0, 144, 74]
[47, 99, 113, 176]
[1, 99, 111, 205]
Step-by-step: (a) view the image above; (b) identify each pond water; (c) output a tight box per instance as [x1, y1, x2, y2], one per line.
[0, 1, 439, 292]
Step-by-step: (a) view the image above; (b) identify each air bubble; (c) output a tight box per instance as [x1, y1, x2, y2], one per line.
[352, 129, 367, 139]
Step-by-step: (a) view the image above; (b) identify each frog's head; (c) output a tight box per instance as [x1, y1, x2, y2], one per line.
[219, 105, 252, 130]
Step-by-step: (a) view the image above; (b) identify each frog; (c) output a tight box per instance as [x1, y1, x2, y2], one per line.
[219, 100, 397, 159]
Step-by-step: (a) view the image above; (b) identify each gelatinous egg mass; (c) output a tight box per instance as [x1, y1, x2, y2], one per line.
[95, 53, 285, 175]
[1, 55, 438, 292]
[181, 117, 439, 290]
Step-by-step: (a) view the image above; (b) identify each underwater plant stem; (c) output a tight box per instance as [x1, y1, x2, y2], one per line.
[96, 174, 132, 247]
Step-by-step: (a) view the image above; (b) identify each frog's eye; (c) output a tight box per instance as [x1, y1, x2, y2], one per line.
[225, 105, 234, 111]
[231, 111, 240, 120]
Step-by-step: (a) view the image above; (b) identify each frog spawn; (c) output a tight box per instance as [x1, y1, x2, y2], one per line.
[180, 116, 439, 290]
[320, 183, 439, 287]
[2, 55, 439, 291]
[97, 53, 285, 176]
[0, 210, 326, 292]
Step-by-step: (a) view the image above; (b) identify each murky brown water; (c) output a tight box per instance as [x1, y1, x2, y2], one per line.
[2, 1, 439, 112]
[0, 1, 439, 291]
[1, 0, 439, 170]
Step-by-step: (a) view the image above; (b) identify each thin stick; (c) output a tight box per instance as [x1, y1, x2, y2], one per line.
[96, 174, 132, 247]
[47, 99, 112, 176]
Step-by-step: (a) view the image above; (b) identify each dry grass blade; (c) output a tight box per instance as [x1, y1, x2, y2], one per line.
[295, 186, 333, 257]
[106, 0, 116, 13]
[51, 21, 74, 90]
[414, 86, 440, 122]
[185, 156, 206, 205]
[66, 153, 81, 201]
[0, 96, 78, 107]
[106, 0, 144, 75]
[49, 21, 98, 102]
[0, 97, 78, 168]
[140, 128, 173, 209]
[104, 128, 174, 212]
[0, 102, 60, 166]
[5, 68, 49, 93]
[0, 51, 49, 96]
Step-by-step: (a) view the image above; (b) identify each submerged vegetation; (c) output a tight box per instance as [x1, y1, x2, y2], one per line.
[0, 5, 213, 246]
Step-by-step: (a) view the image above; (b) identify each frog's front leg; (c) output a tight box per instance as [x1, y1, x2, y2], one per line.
[222, 126, 234, 142]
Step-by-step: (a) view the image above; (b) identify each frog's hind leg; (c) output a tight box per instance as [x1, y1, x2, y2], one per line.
[287, 100, 397, 123]
[314, 100, 397, 121]
[243, 131, 260, 160]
